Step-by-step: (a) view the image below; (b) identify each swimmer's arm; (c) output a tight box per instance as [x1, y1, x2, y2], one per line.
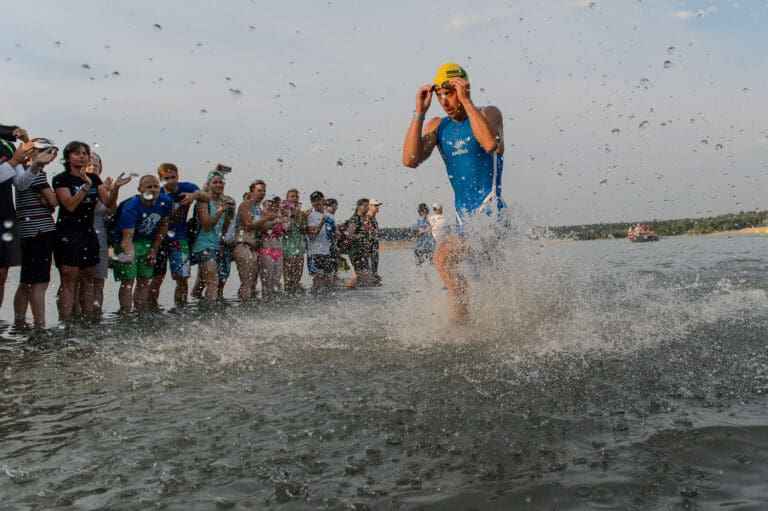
[402, 117, 440, 168]
[466, 104, 504, 154]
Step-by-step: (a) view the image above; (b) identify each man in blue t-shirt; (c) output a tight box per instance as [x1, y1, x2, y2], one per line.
[113, 175, 172, 312]
[410, 203, 435, 265]
[149, 163, 208, 307]
[402, 62, 505, 322]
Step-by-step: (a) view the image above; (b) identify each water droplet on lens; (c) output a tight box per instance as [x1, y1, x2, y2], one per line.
[611, 128, 620, 134]
[152, 23, 162, 31]
[663, 60, 672, 69]
[639, 120, 648, 130]
[667, 46, 675, 55]
[689, 118, 695, 124]
[336, 159, 344, 166]
[3, 220, 13, 228]
[599, 178, 608, 185]
[112, 71, 120, 77]
[589, 2, 596, 8]
[81, 63, 90, 69]
[277, 158, 284, 163]
[2, 232, 13, 242]
[639, 77, 650, 88]
[200, 109, 207, 114]
[742, 87, 749, 93]
[54, 41, 61, 47]
[700, 139, 709, 145]
[229, 88, 242, 97]
[289, 82, 296, 89]
[716, 143, 723, 151]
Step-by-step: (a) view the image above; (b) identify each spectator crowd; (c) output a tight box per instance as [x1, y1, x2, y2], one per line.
[0, 124, 386, 329]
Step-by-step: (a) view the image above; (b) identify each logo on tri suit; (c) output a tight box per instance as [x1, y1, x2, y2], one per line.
[449, 137, 471, 157]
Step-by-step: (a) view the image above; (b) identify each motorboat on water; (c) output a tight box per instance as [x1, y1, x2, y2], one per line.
[627, 223, 659, 242]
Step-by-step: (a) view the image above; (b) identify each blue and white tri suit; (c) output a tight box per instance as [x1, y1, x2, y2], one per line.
[435, 110, 505, 232]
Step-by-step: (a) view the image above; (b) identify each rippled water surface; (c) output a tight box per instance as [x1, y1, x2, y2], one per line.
[1, 234, 767, 510]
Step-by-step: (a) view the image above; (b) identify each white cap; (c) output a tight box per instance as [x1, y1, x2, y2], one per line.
[370, 198, 383, 206]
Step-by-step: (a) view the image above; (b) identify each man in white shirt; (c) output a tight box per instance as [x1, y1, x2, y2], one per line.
[305, 190, 337, 290]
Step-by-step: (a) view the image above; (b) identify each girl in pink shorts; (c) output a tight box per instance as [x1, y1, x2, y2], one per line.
[258, 194, 284, 301]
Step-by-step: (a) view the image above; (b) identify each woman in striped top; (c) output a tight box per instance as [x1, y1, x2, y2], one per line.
[12, 140, 60, 328]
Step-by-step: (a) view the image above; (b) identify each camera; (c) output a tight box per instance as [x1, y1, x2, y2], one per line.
[31, 138, 56, 150]
[0, 125, 18, 142]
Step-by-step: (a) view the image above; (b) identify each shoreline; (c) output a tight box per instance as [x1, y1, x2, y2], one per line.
[378, 225, 768, 250]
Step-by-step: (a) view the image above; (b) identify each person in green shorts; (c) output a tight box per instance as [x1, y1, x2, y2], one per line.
[113, 175, 172, 312]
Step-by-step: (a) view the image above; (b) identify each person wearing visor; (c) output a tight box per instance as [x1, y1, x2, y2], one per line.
[12, 137, 60, 328]
[0, 126, 56, 313]
[402, 62, 505, 322]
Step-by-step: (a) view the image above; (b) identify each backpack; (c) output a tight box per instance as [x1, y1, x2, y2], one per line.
[186, 215, 199, 252]
[105, 198, 130, 247]
[335, 220, 351, 255]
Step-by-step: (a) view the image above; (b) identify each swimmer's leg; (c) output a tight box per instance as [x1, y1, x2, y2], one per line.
[434, 235, 470, 323]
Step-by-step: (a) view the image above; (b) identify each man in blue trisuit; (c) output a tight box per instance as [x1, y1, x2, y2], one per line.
[402, 62, 505, 322]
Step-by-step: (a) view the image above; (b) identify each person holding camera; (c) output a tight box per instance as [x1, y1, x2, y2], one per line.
[281, 188, 306, 296]
[257, 194, 285, 301]
[345, 198, 373, 288]
[7, 135, 59, 328]
[0, 125, 57, 313]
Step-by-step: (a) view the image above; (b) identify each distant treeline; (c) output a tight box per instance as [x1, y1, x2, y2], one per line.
[379, 210, 768, 242]
[548, 210, 768, 240]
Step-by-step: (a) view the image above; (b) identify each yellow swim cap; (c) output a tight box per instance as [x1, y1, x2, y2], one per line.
[433, 62, 468, 88]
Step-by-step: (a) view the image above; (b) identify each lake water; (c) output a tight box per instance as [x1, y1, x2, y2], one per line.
[1, 233, 767, 509]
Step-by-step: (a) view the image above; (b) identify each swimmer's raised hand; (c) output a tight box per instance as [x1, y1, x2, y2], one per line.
[415, 85, 433, 116]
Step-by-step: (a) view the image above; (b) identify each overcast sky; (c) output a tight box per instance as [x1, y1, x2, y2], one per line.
[3, 0, 766, 226]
